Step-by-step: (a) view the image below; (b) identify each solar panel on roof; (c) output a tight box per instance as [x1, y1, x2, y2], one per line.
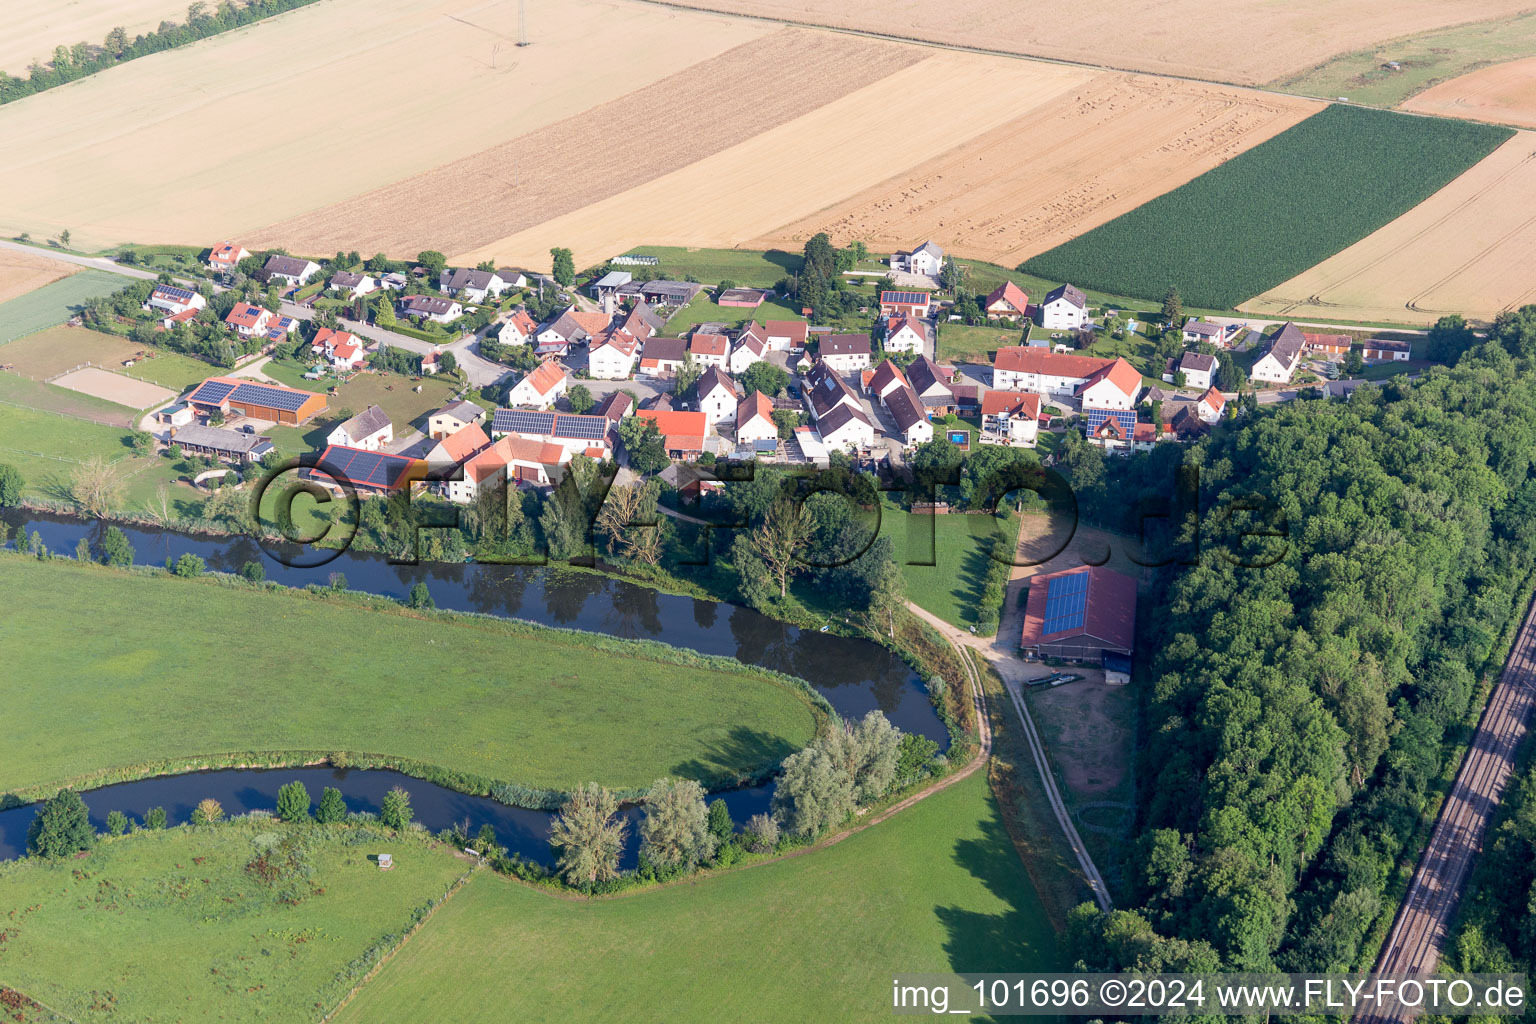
[189, 380, 235, 405]
[228, 382, 312, 413]
[1085, 409, 1135, 437]
[1041, 571, 1091, 635]
[319, 447, 414, 489]
[550, 414, 607, 441]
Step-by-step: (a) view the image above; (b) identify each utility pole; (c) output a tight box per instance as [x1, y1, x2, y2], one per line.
[517, 0, 529, 46]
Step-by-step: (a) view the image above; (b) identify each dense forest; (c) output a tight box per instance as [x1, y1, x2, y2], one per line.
[1067, 308, 1536, 973]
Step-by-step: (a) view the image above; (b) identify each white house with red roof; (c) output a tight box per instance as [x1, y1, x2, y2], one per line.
[207, 243, 249, 271]
[223, 301, 274, 338]
[1076, 358, 1142, 411]
[588, 327, 640, 380]
[883, 316, 927, 355]
[981, 390, 1041, 447]
[507, 360, 569, 409]
[984, 281, 1030, 320]
[1197, 386, 1226, 424]
[728, 325, 769, 374]
[498, 309, 538, 347]
[763, 320, 808, 351]
[735, 391, 778, 445]
[688, 332, 730, 370]
[311, 327, 366, 370]
[143, 284, 206, 317]
[993, 348, 1113, 399]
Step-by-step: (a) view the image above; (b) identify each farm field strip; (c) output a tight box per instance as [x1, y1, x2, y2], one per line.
[0, 247, 76, 305]
[752, 73, 1321, 266]
[644, 0, 1533, 86]
[250, 28, 923, 258]
[1243, 131, 1536, 324]
[453, 51, 1096, 268]
[0, 270, 125, 343]
[1401, 55, 1536, 129]
[1022, 104, 1513, 310]
[0, 0, 773, 251]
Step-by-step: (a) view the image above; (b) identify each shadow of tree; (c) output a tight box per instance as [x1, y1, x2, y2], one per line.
[669, 724, 801, 784]
[937, 791, 1059, 988]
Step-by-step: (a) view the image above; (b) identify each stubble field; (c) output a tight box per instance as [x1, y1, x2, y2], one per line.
[1243, 131, 1536, 324]
[1401, 56, 1536, 128]
[0, 247, 76, 305]
[752, 74, 1321, 266]
[648, 0, 1532, 86]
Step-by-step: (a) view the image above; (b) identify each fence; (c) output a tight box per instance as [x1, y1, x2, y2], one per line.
[0, 387, 141, 430]
[42, 359, 173, 390]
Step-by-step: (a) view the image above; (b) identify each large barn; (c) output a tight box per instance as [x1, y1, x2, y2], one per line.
[1019, 565, 1136, 662]
[185, 376, 327, 426]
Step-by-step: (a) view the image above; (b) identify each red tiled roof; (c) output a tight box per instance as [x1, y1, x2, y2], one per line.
[1078, 357, 1142, 399]
[1200, 386, 1225, 414]
[993, 347, 1115, 378]
[435, 422, 492, 463]
[984, 281, 1029, 312]
[689, 333, 729, 357]
[981, 390, 1040, 418]
[763, 320, 808, 343]
[1020, 565, 1136, 652]
[224, 302, 269, 329]
[522, 360, 568, 397]
[637, 409, 707, 452]
[737, 390, 774, 426]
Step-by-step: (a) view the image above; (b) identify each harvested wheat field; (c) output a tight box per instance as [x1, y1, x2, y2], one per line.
[1242, 132, 1536, 324]
[754, 74, 1320, 266]
[1, 0, 187, 75]
[1402, 56, 1536, 129]
[654, 0, 1531, 86]
[452, 51, 1096, 269]
[249, 29, 923, 258]
[0, 0, 772, 251]
[0, 248, 77, 305]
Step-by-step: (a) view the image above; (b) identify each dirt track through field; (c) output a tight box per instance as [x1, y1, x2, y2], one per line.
[1358, 592, 1536, 1023]
[1402, 55, 1536, 129]
[1243, 131, 1536, 323]
[249, 29, 922, 258]
[753, 73, 1320, 266]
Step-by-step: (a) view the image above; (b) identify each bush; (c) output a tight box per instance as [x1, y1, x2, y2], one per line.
[240, 560, 265, 583]
[276, 780, 311, 822]
[0, 463, 22, 506]
[379, 786, 413, 829]
[191, 797, 223, 825]
[27, 789, 95, 858]
[106, 810, 128, 836]
[173, 553, 206, 577]
[744, 812, 780, 853]
[145, 806, 167, 829]
[707, 798, 733, 842]
[406, 582, 434, 609]
[315, 786, 347, 824]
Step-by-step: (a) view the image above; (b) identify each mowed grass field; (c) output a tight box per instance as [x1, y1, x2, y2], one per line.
[664, 292, 805, 335]
[0, 324, 214, 391]
[0, 822, 469, 1023]
[0, 559, 820, 798]
[0, 270, 124, 343]
[0, 372, 139, 426]
[881, 506, 1019, 630]
[336, 771, 1055, 1023]
[1022, 105, 1513, 309]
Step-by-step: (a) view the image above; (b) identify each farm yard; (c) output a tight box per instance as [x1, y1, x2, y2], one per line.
[650, 0, 1532, 87]
[0, 270, 124, 343]
[0, 0, 773, 252]
[334, 772, 1054, 1024]
[1022, 105, 1513, 310]
[0, 822, 470, 1024]
[753, 74, 1320, 267]
[248, 29, 924, 259]
[0, 246, 76, 304]
[1402, 56, 1536, 129]
[1244, 131, 1536, 324]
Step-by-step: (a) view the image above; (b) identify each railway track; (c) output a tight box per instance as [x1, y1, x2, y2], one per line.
[1359, 596, 1536, 1023]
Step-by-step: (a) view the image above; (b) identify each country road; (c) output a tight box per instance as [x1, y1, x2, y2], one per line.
[1360, 593, 1536, 1023]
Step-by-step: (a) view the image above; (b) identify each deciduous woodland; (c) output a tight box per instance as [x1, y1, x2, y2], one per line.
[1063, 308, 1536, 970]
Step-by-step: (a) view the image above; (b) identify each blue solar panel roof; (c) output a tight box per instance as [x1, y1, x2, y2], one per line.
[492, 409, 607, 441]
[318, 446, 418, 490]
[1041, 571, 1090, 635]
[229, 381, 312, 412]
[1085, 408, 1135, 437]
[155, 285, 196, 301]
[188, 379, 235, 405]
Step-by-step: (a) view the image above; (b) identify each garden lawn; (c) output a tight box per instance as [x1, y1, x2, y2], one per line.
[0, 271, 126, 343]
[0, 822, 469, 1023]
[0, 558, 820, 798]
[1022, 104, 1513, 309]
[336, 771, 1056, 1023]
[935, 323, 1024, 365]
[664, 293, 804, 335]
[617, 246, 803, 289]
[880, 504, 1017, 630]
[327, 370, 463, 435]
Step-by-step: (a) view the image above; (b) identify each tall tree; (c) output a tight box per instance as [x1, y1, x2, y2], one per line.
[639, 778, 716, 872]
[551, 783, 627, 887]
[26, 789, 95, 858]
[549, 247, 575, 286]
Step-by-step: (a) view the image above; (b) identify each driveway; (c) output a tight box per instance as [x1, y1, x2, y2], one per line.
[278, 302, 509, 389]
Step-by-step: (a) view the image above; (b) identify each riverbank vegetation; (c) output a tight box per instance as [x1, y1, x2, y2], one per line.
[1061, 310, 1536, 972]
[334, 771, 1054, 1023]
[0, 818, 470, 1023]
[0, 555, 823, 803]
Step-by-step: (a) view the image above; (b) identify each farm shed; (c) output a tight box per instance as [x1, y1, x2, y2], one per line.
[1019, 565, 1137, 661]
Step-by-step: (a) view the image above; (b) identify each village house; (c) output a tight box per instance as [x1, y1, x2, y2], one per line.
[207, 242, 249, 272]
[637, 409, 709, 461]
[593, 390, 632, 424]
[401, 295, 463, 325]
[1181, 319, 1225, 346]
[688, 332, 730, 370]
[420, 348, 445, 375]
[1250, 322, 1305, 384]
[329, 271, 377, 299]
[1197, 385, 1225, 424]
[865, 359, 909, 405]
[450, 436, 566, 501]
[984, 281, 1030, 320]
[639, 336, 688, 377]
[622, 301, 665, 339]
[1038, 283, 1088, 331]
[894, 240, 945, 277]
[728, 325, 769, 374]
[588, 327, 640, 380]
[490, 408, 614, 461]
[326, 405, 392, 451]
[168, 423, 273, 464]
[883, 316, 927, 355]
[735, 390, 778, 446]
[311, 327, 366, 370]
[879, 290, 932, 319]
[905, 355, 954, 416]
[1077, 357, 1143, 411]
[427, 399, 484, 440]
[1084, 408, 1139, 451]
[427, 422, 494, 470]
[143, 284, 205, 317]
[763, 320, 808, 351]
[1302, 331, 1351, 358]
[690, 366, 740, 429]
[538, 308, 609, 348]
[498, 308, 538, 347]
[805, 362, 864, 422]
[1360, 337, 1412, 362]
[263, 314, 301, 344]
[814, 402, 875, 452]
[261, 255, 321, 287]
[819, 334, 872, 375]
[993, 348, 1115, 402]
[1168, 351, 1218, 391]
[440, 268, 510, 304]
[981, 390, 1041, 447]
[223, 301, 275, 339]
[884, 385, 933, 448]
[507, 360, 569, 409]
[379, 271, 409, 291]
